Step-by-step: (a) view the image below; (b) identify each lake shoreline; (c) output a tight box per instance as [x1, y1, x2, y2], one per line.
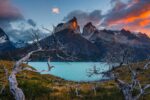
[28, 62, 111, 82]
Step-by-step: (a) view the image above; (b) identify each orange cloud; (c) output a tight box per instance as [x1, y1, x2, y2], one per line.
[104, 0, 150, 37]
[124, 25, 150, 37]
[125, 10, 150, 23]
[139, 19, 150, 27]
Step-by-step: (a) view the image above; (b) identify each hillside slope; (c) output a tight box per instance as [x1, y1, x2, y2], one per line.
[0, 60, 150, 100]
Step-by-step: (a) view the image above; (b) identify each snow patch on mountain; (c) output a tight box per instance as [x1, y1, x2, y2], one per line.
[0, 35, 7, 44]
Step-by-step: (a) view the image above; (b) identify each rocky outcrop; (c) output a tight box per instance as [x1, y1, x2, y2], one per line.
[54, 17, 80, 34]
[82, 27, 150, 47]
[82, 23, 150, 61]
[0, 28, 15, 52]
[82, 22, 97, 39]
[0, 28, 9, 44]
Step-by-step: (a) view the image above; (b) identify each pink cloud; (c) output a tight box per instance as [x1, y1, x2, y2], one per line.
[51, 7, 60, 14]
[0, 0, 23, 21]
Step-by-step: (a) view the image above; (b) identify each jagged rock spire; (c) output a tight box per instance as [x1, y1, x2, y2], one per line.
[82, 22, 97, 39]
[54, 17, 80, 34]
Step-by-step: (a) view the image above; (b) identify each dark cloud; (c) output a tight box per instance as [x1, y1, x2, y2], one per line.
[0, 21, 12, 30]
[2, 20, 48, 42]
[102, 0, 150, 26]
[27, 19, 37, 27]
[110, 0, 127, 10]
[0, 0, 23, 35]
[0, 0, 23, 41]
[7, 28, 48, 42]
[63, 10, 103, 28]
[0, 0, 23, 22]
[0, 0, 47, 42]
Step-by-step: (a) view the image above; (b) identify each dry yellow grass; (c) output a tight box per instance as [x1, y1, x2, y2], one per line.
[0, 60, 150, 100]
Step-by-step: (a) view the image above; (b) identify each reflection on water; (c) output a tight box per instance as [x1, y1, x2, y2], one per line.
[28, 62, 111, 82]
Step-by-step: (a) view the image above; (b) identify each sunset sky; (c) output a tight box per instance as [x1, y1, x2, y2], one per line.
[0, 0, 150, 41]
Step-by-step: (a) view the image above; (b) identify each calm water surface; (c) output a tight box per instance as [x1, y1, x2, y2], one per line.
[28, 62, 111, 82]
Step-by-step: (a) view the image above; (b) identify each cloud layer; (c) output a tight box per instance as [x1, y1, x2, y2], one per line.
[64, 10, 103, 28]
[1, 0, 150, 39]
[0, 0, 47, 42]
[65, 0, 150, 36]
[102, 0, 150, 35]
[27, 19, 37, 27]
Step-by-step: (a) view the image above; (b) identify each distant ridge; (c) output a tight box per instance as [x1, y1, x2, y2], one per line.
[0, 17, 150, 61]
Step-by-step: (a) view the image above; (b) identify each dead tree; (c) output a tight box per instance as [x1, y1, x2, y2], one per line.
[114, 64, 150, 100]
[74, 83, 81, 97]
[87, 65, 101, 77]
[66, 83, 81, 97]
[8, 42, 45, 100]
[88, 46, 150, 100]
[91, 83, 98, 95]
[8, 49, 51, 100]
[7, 29, 53, 100]
[75, 85, 79, 96]
[87, 66, 101, 95]
[7, 27, 77, 100]
[144, 61, 150, 69]
[107, 48, 150, 100]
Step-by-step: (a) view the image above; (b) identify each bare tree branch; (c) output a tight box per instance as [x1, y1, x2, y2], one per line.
[89, 46, 150, 100]
[8, 29, 45, 100]
[87, 65, 101, 77]
[144, 61, 150, 69]
[23, 57, 54, 72]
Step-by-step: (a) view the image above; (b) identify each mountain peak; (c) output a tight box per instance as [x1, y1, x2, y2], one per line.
[54, 17, 80, 33]
[121, 28, 131, 33]
[82, 22, 97, 39]
[68, 17, 77, 23]
[85, 22, 94, 27]
[67, 17, 80, 33]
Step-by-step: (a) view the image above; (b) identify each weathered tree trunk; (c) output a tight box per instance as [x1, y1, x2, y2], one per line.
[144, 61, 150, 69]
[93, 87, 97, 95]
[115, 78, 135, 100]
[121, 89, 134, 100]
[75, 88, 79, 96]
[8, 49, 42, 100]
[9, 73, 25, 100]
[91, 83, 97, 95]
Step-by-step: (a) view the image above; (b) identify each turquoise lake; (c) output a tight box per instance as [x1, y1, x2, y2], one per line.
[28, 62, 111, 82]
